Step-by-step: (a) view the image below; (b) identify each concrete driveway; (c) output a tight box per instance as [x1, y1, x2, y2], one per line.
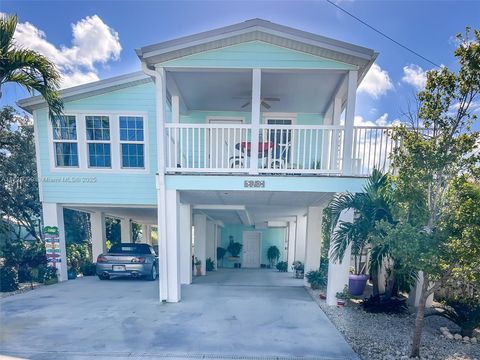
[0, 269, 358, 360]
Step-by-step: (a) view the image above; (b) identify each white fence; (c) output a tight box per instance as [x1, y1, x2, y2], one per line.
[164, 123, 398, 176]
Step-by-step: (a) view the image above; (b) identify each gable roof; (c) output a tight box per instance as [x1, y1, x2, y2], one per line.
[17, 71, 151, 113]
[137, 18, 377, 80]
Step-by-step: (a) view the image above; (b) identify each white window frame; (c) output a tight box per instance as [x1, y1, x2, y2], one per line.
[85, 115, 112, 169]
[48, 110, 149, 173]
[119, 114, 147, 170]
[49, 114, 79, 168]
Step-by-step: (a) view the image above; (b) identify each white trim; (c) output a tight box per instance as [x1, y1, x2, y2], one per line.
[262, 112, 297, 124]
[33, 111, 44, 202]
[47, 110, 149, 174]
[206, 116, 245, 123]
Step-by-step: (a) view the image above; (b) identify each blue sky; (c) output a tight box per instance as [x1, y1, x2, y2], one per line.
[2, 0, 479, 127]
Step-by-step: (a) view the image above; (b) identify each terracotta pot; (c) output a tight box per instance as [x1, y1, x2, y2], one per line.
[319, 293, 327, 300]
[337, 299, 346, 307]
[196, 265, 202, 276]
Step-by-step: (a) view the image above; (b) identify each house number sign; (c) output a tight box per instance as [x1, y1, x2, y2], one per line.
[244, 180, 265, 188]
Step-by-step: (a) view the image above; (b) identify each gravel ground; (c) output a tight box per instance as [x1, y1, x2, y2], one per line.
[307, 288, 480, 360]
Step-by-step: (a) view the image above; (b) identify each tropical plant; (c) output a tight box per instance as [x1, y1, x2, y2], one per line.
[206, 257, 215, 271]
[276, 261, 288, 272]
[79, 261, 96, 276]
[292, 261, 304, 272]
[428, 299, 480, 337]
[362, 295, 408, 314]
[329, 169, 394, 294]
[306, 269, 327, 290]
[43, 265, 57, 284]
[227, 240, 242, 257]
[0, 14, 63, 118]
[380, 28, 480, 358]
[335, 285, 352, 300]
[194, 257, 201, 266]
[267, 245, 280, 267]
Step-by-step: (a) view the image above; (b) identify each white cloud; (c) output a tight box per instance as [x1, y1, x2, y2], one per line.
[402, 64, 427, 90]
[9, 14, 121, 88]
[358, 63, 394, 98]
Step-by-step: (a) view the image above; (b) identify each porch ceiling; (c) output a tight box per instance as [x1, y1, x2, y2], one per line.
[168, 69, 344, 114]
[64, 205, 157, 225]
[182, 190, 334, 225]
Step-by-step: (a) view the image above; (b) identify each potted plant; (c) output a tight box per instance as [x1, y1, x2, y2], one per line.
[206, 257, 215, 272]
[336, 285, 352, 306]
[194, 257, 202, 276]
[227, 236, 242, 263]
[276, 261, 288, 272]
[292, 261, 304, 279]
[267, 246, 280, 268]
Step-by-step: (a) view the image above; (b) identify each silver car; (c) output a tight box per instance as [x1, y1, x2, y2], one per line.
[96, 243, 158, 281]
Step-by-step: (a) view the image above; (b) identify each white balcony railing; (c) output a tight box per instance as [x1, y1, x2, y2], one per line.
[164, 123, 399, 176]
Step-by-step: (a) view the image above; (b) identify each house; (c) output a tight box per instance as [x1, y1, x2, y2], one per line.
[18, 19, 397, 305]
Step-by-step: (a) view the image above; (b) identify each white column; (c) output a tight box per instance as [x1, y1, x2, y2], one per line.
[250, 68, 261, 175]
[193, 214, 207, 275]
[408, 271, 434, 308]
[304, 207, 323, 285]
[42, 203, 68, 282]
[91, 212, 106, 261]
[326, 209, 354, 306]
[287, 221, 297, 272]
[163, 189, 181, 302]
[179, 204, 192, 285]
[342, 70, 357, 175]
[120, 218, 131, 243]
[294, 215, 307, 263]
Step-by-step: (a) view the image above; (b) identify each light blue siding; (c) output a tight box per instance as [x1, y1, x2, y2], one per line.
[219, 224, 286, 268]
[160, 41, 357, 70]
[36, 81, 157, 205]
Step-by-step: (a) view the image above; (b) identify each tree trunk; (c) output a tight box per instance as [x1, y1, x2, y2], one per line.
[371, 265, 380, 297]
[385, 271, 396, 300]
[410, 273, 430, 358]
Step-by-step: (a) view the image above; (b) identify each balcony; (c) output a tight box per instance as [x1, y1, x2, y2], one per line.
[164, 123, 397, 177]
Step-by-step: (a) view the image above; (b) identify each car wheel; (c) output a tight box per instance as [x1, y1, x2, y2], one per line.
[148, 264, 157, 281]
[98, 274, 109, 280]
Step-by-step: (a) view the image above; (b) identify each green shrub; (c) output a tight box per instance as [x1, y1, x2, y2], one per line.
[227, 241, 242, 257]
[276, 261, 288, 272]
[67, 243, 91, 274]
[216, 247, 226, 261]
[206, 258, 215, 271]
[0, 266, 19, 292]
[80, 262, 96, 276]
[267, 246, 280, 266]
[306, 269, 327, 289]
[43, 266, 58, 285]
[335, 285, 352, 300]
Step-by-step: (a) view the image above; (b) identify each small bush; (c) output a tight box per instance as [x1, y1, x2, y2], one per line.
[362, 294, 408, 314]
[43, 266, 58, 285]
[206, 257, 215, 271]
[276, 261, 288, 272]
[80, 262, 96, 276]
[0, 266, 19, 292]
[335, 285, 352, 300]
[306, 269, 327, 289]
[227, 241, 242, 257]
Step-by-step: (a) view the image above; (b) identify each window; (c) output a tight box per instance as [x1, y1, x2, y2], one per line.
[86, 116, 111, 168]
[120, 116, 145, 168]
[52, 115, 78, 167]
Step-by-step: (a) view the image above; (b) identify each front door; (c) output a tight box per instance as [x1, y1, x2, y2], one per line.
[242, 231, 261, 268]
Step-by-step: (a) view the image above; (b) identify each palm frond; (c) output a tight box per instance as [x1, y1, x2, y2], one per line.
[0, 13, 17, 51]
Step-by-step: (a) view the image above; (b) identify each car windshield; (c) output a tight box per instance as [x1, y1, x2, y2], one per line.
[109, 244, 152, 254]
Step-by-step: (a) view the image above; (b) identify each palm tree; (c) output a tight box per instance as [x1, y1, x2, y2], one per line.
[328, 169, 394, 296]
[0, 14, 63, 117]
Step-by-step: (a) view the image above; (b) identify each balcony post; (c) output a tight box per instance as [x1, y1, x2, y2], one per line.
[342, 70, 357, 175]
[250, 68, 261, 175]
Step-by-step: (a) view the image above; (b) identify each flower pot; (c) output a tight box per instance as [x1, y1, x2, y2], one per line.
[195, 265, 202, 276]
[337, 299, 346, 307]
[319, 293, 327, 300]
[348, 274, 368, 296]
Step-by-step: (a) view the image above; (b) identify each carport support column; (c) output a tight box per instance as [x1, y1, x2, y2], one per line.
[91, 212, 106, 261]
[295, 215, 307, 263]
[250, 68, 261, 175]
[193, 214, 207, 276]
[164, 189, 181, 302]
[41, 203, 68, 282]
[287, 221, 297, 272]
[304, 207, 323, 285]
[180, 204, 192, 284]
[326, 209, 354, 306]
[120, 218, 132, 243]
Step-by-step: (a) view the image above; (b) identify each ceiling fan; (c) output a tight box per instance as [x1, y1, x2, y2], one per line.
[233, 96, 280, 109]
